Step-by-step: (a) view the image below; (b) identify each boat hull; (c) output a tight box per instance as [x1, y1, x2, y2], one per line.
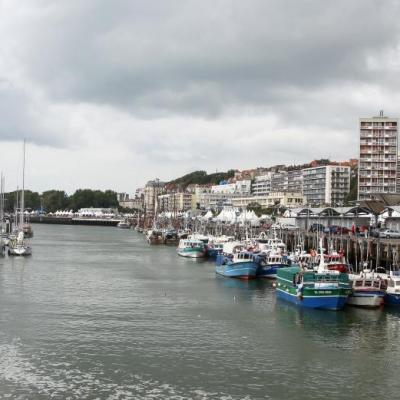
[256, 264, 287, 279]
[276, 287, 348, 310]
[385, 293, 400, 306]
[347, 291, 384, 308]
[8, 246, 32, 256]
[215, 261, 258, 280]
[177, 249, 205, 258]
[207, 248, 222, 259]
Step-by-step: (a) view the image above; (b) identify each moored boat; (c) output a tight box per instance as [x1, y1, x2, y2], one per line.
[215, 250, 258, 280]
[276, 266, 351, 310]
[8, 231, 32, 256]
[256, 252, 290, 279]
[385, 271, 400, 306]
[347, 271, 386, 308]
[177, 238, 206, 258]
[117, 220, 131, 229]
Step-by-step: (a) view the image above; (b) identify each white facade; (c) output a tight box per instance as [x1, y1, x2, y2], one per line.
[252, 174, 272, 196]
[232, 192, 305, 208]
[302, 165, 350, 206]
[211, 180, 252, 195]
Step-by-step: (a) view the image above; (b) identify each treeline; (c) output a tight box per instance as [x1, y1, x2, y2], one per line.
[169, 170, 235, 188]
[4, 189, 119, 213]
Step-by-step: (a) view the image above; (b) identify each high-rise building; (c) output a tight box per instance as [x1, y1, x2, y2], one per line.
[302, 165, 350, 206]
[358, 112, 398, 200]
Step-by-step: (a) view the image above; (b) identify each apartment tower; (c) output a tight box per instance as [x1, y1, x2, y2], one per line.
[358, 111, 398, 200]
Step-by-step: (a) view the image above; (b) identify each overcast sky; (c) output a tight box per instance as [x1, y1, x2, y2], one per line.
[1, 0, 400, 195]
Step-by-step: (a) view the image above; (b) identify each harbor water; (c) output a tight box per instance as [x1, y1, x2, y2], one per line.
[1, 225, 400, 399]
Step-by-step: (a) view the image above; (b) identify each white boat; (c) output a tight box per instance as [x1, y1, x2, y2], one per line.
[347, 270, 386, 308]
[8, 140, 32, 257]
[8, 231, 32, 256]
[177, 238, 206, 258]
[0, 174, 5, 257]
[117, 220, 131, 229]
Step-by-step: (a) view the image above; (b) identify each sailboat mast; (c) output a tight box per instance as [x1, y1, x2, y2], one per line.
[20, 140, 26, 228]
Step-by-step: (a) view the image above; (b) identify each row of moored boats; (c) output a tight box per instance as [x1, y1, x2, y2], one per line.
[176, 233, 400, 311]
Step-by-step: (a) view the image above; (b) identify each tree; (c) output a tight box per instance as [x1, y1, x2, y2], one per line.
[3, 190, 40, 212]
[42, 190, 69, 213]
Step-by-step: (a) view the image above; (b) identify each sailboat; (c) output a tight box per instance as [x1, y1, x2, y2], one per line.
[9, 140, 32, 256]
[0, 173, 5, 256]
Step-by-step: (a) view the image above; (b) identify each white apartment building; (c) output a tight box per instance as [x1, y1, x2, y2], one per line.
[232, 192, 305, 209]
[358, 112, 398, 200]
[210, 180, 252, 195]
[287, 169, 303, 193]
[302, 165, 350, 206]
[252, 174, 272, 196]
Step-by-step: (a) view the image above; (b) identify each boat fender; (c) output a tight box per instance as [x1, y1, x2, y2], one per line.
[296, 283, 303, 300]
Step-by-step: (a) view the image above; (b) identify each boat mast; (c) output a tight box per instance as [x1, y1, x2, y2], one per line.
[20, 139, 26, 229]
[0, 173, 4, 244]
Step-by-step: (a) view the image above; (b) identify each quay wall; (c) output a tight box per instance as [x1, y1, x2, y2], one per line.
[29, 216, 122, 226]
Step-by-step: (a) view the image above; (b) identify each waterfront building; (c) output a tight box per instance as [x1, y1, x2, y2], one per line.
[232, 192, 305, 209]
[158, 192, 193, 213]
[144, 179, 165, 214]
[252, 173, 272, 196]
[210, 180, 252, 195]
[118, 193, 130, 202]
[358, 111, 398, 200]
[287, 169, 303, 193]
[271, 171, 288, 192]
[119, 197, 144, 210]
[302, 165, 350, 206]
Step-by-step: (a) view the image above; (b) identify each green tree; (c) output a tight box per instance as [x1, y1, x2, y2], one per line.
[42, 190, 69, 212]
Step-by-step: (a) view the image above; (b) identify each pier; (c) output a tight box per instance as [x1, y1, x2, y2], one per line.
[29, 215, 123, 226]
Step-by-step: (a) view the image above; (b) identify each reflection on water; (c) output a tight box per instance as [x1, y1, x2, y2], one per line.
[0, 225, 400, 399]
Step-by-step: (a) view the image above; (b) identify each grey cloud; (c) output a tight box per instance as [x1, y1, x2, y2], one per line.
[9, 0, 400, 119]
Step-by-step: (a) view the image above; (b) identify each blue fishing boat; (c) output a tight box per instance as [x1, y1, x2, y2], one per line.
[255, 252, 291, 279]
[207, 242, 224, 259]
[385, 273, 400, 305]
[216, 251, 258, 280]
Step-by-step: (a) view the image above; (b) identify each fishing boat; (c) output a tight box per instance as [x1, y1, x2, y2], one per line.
[256, 252, 291, 279]
[162, 229, 179, 245]
[215, 250, 258, 280]
[146, 229, 164, 245]
[276, 267, 351, 310]
[206, 235, 233, 259]
[177, 238, 206, 258]
[207, 242, 224, 259]
[323, 250, 348, 273]
[276, 239, 351, 310]
[385, 271, 400, 306]
[347, 270, 387, 308]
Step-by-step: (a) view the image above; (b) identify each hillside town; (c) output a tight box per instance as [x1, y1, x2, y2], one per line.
[121, 112, 398, 215]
